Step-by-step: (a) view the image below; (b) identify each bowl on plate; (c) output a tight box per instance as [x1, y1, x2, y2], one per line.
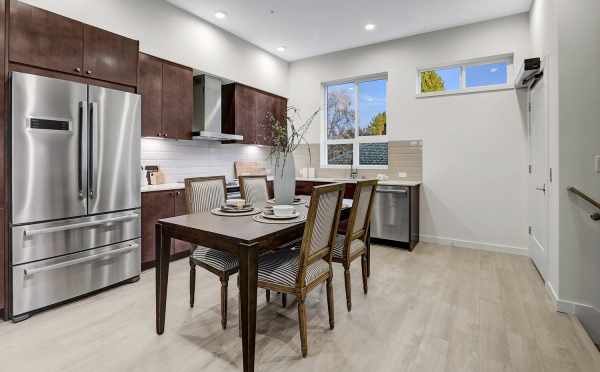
[273, 205, 295, 217]
[226, 198, 247, 209]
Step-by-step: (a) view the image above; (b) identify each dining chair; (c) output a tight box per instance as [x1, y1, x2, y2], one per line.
[238, 175, 270, 205]
[184, 176, 239, 329]
[332, 179, 378, 312]
[239, 174, 290, 307]
[256, 183, 345, 357]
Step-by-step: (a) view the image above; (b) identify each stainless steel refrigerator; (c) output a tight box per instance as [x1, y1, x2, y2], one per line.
[9, 72, 141, 321]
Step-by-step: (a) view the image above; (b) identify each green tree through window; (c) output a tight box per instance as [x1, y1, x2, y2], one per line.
[361, 111, 386, 136]
[420, 70, 445, 93]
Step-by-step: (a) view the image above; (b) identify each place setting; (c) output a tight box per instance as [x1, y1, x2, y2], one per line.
[210, 198, 262, 216]
[252, 204, 306, 224]
[266, 196, 305, 205]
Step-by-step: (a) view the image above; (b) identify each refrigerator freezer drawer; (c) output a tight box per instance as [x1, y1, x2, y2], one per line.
[12, 210, 140, 265]
[12, 239, 140, 317]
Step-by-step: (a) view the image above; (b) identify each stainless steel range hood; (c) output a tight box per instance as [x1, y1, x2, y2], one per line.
[192, 75, 243, 141]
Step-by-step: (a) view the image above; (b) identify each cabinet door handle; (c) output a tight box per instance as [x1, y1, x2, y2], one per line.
[163, 132, 168, 137]
[86, 70, 93, 75]
[74, 67, 81, 73]
[156, 132, 161, 137]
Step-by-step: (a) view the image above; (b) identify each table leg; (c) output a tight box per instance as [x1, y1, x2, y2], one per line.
[238, 244, 258, 372]
[366, 225, 371, 277]
[155, 223, 171, 335]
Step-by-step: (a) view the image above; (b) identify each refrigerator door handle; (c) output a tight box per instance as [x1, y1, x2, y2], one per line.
[78, 101, 86, 199]
[88, 101, 97, 199]
[23, 243, 139, 276]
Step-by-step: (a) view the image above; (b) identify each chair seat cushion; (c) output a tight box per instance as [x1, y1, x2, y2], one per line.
[333, 234, 366, 260]
[258, 250, 330, 288]
[191, 245, 239, 273]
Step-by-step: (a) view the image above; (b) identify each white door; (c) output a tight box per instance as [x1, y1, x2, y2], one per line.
[528, 76, 549, 280]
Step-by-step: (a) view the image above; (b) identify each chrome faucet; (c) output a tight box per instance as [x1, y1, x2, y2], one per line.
[350, 165, 359, 179]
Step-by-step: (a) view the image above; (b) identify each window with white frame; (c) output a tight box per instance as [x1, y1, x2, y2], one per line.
[323, 75, 388, 168]
[418, 54, 513, 96]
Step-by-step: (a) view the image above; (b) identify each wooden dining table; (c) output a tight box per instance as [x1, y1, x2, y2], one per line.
[154, 197, 367, 372]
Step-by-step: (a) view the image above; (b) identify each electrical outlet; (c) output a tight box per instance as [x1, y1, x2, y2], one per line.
[398, 172, 407, 178]
[595, 155, 600, 174]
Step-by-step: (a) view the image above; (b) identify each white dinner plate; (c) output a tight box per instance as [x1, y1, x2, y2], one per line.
[261, 211, 300, 220]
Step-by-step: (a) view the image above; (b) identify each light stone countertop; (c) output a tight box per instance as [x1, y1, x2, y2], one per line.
[141, 178, 421, 193]
[295, 177, 421, 187]
[141, 183, 185, 193]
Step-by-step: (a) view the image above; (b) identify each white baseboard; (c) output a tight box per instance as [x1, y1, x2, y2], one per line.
[419, 234, 528, 256]
[545, 281, 564, 311]
[544, 281, 600, 344]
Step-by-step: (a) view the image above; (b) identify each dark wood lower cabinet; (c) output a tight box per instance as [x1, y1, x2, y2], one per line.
[141, 191, 173, 266]
[141, 189, 191, 270]
[0, 209, 5, 317]
[172, 190, 192, 255]
[295, 180, 351, 196]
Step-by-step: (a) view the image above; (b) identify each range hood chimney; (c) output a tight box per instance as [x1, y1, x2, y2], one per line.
[192, 75, 243, 141]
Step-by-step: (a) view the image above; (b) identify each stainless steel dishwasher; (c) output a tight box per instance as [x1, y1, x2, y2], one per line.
[371, 184, 420, 250]
[371, 185, 409, 242]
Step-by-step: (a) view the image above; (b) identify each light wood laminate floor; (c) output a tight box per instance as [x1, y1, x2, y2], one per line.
[1, 243, 599, 372]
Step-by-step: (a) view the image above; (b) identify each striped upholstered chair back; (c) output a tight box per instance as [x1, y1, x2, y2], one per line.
[184, 176, 227, 213]
[339, 179, 378, 261]
[239, 175, 269, 205]
[297, 183, 345, 287]
[350, 180, 378, 236]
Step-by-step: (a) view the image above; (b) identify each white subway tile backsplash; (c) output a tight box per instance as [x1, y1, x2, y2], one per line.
[141, 138, 270, 183]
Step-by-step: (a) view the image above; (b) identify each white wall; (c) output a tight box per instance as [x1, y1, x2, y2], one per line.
[288, 15, 532, 252]
[556, 0, 600, 321]
[530, 0, 600, 342]
[21, 0, 289, 97]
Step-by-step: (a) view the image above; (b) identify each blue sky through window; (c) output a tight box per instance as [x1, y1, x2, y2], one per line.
[359, 79, 386, 135]
[466, 63, 508, 87]
[436, 67, 461, 90]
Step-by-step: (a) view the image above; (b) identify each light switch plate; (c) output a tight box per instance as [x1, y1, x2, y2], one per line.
[398, 172, 407, 178]
[595, 155, 600, 174]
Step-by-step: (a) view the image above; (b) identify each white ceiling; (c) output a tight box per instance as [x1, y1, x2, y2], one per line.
[166, 0, 532, 62]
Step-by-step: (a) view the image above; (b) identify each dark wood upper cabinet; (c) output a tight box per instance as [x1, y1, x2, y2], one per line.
[162, 62, 193, 140]
[9, 1, 138, 87]
[138, 53, 193, 140]
[83, 25, 138, 86]
[222, 83, 287, 146]
[138, 53, 163, 137]
[9, 0, 84, 75]
[235, 84, 257, 144]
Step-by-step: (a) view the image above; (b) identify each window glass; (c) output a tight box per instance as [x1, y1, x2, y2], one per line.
[465, 62, 508, 88]
[326, 83, 355, 139]
[358, 79, 387, 136]
[327, 144, 353, 165]
[359, 143, 388, 166]
[420, 67, 461, 93]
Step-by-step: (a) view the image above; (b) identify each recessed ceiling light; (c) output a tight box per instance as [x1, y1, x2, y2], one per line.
[364, 23, 376, 31]
[277, 46, 286, 52]
[215, 11, 227, 19]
